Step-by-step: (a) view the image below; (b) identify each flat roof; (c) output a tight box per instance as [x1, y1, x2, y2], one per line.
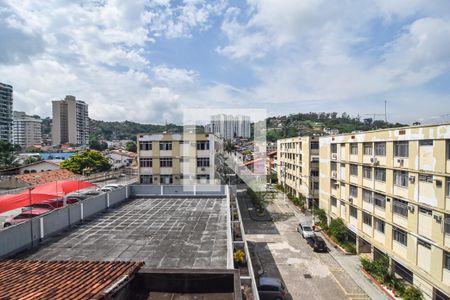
[21, 197, 229, 269]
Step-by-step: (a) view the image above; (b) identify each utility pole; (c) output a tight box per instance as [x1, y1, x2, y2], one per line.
[385, 100, 387, 123]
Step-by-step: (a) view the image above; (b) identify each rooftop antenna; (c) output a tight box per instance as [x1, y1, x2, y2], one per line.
[385, 100, 388, 123]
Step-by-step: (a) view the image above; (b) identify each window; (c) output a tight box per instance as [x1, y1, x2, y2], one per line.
[197, 141, 210, 150]
[331, 180, 338, 190]
[393, 199, 408, 217]
[139, 141, 152, 151]
[196, 174, 210, 180]
[350, 143, 358, 155]
[447, 178, 450, 197]
[350, 164, 358, 176]
[418, 239, 431, 249]
[363, 189, 373, 203]
[363, 212, 372, 226]
[160, 175, 173, 184]
[160, 158, 173, 167]
[331, 144, 337, 154]
[374, 168, 386, 182]
[139, 158, 152, 167]
[197, 158, 210, 167]
[394, 141, 409, 158]
[331, 162, 337, 171]
[160, 141, 172, 151]
[363, 167, 372, 179]
[393, 227, 407, 246]
[374, 218, 385, 233]
[310, 170, 319, 177]
[419, 174, 433, 183]
[363, 143, 373, 155]
[350, 206, 358, 218]
[140, 175, 153, 184]
[374, 142, 386, 156]
[374, 193, 386, 208]
[419, 140, 433, 146]
[350, 185, 358, 198]
[310, 142, 319, 150]
[394, 171, 408, 187]
[419, 207, 432, 216]
[331, 197, 337, 207]
[444, 252, 450, 271]
[445, 215, 450, 235]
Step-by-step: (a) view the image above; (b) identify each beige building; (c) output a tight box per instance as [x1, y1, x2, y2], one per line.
[319, 123, 450, 300]
[12, 111, 42, 148]
[137, 133, 216, 185]
[52, 95, 89, 146]
[277, 136, 320, 207]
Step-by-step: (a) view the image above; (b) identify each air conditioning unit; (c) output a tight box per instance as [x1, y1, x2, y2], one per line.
[409, 176, 415, 183]
[370, 157, 379, 165]
[201, 167, 206, 171]
[397, 158, 404, 165]
[349, 197, 353, 203]
[408, 205, 415, 213]
[331, 171, 337, 178]
[434, 215, 443, 223]
[331, 153, 337, 160]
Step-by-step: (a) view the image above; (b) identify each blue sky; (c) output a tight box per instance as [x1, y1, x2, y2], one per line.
[0, 0, 449, 124]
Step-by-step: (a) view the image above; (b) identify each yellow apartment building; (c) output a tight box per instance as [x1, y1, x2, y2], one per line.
[277, 136, 320, 208]
[137, 133, 215, 185]
[319, 123, 450, 300]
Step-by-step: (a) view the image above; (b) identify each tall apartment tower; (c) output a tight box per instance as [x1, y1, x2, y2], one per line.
[52, 95, 89, 146]
[319, 123, 450, 299]
[209, 114, 251, 140]
[0, 82, 13, 142]
[12, 111, 42, 149]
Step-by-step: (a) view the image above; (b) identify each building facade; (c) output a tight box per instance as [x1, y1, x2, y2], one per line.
[0, 82, 13, 142]
[208, 114, 251, 140]
[52, 95, 89, 146]
[277, 136, 320, 207]
[137, 133, 215, 185]
[319, 124, 450, 300]
[12, 111, 42, 148]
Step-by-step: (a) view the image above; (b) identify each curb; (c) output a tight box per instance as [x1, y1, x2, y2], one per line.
[360, 268, 396, 300]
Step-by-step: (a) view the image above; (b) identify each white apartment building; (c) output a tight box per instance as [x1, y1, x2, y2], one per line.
[12, 111, 42, 149]
[137, 133, 216, 185]
[52, 95, 89, 146]
[208, 114, 251, 140]
[0, 82, 13, 142]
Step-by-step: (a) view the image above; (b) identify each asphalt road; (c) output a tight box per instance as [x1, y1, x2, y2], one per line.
[238, 188, 371, 300]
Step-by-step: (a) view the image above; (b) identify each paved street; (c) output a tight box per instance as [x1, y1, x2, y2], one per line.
[237, 188, 386, 300]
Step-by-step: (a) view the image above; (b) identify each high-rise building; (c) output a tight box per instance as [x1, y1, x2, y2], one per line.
[318, 123, 450, 299]
[52, 95, 89, 146]
[12, 111, 42, 149]
[208, 114, 251, 140]
[277, 136, 320, 208]
[0, 82, 13, 142]
[137, 133, 215, 185]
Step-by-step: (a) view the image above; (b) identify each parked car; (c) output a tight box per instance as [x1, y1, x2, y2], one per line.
[103, 184, 123, 190]
[307, 235, 328, 252]
[258, 277, 289, 300]
[4, 208, 50, 227]
[297, 222, 315, 239]
[82, 190, 101, 196]
[22, 199, 64, 212]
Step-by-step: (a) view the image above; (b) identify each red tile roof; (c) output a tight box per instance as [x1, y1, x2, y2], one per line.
[0, 260, 144, 300]
[16, 169, 77, 185]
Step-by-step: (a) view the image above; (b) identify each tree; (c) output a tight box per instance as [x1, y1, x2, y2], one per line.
[25, 146, 42, 153]
[89, 139, 108, 151]
[126, 141, 137, 153]
[60, 149, 111, 174]
[24, 156, 41, 165]
[0, 141, 18, 170]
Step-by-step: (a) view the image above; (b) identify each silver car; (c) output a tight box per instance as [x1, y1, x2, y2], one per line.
[297, 222, 315, 239]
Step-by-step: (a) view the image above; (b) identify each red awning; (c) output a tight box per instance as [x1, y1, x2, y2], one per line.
[0, 180, 96, 213]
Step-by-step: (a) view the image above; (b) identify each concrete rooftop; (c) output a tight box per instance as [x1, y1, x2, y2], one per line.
[21, 197, 229, 269]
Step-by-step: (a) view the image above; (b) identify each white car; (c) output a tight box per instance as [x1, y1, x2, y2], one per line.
[297, 222, 315, 239]
[103, 184, 123, 190]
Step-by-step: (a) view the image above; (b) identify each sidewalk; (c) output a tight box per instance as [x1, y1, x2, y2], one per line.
[237, 188, 272, 222]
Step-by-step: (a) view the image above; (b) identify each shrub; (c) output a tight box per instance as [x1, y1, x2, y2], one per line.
[233, 249, 246, 264]
[328, 218, 348, 243]
[403, 286, 423, 300]
[313, 208, 327, 227]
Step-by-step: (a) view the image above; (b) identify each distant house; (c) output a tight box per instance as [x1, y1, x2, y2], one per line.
[0, 169, 77, 189]
[18, 160, 63, 174]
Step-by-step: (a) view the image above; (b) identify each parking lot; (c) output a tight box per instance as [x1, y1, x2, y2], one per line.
[238, 188, 371, 300]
